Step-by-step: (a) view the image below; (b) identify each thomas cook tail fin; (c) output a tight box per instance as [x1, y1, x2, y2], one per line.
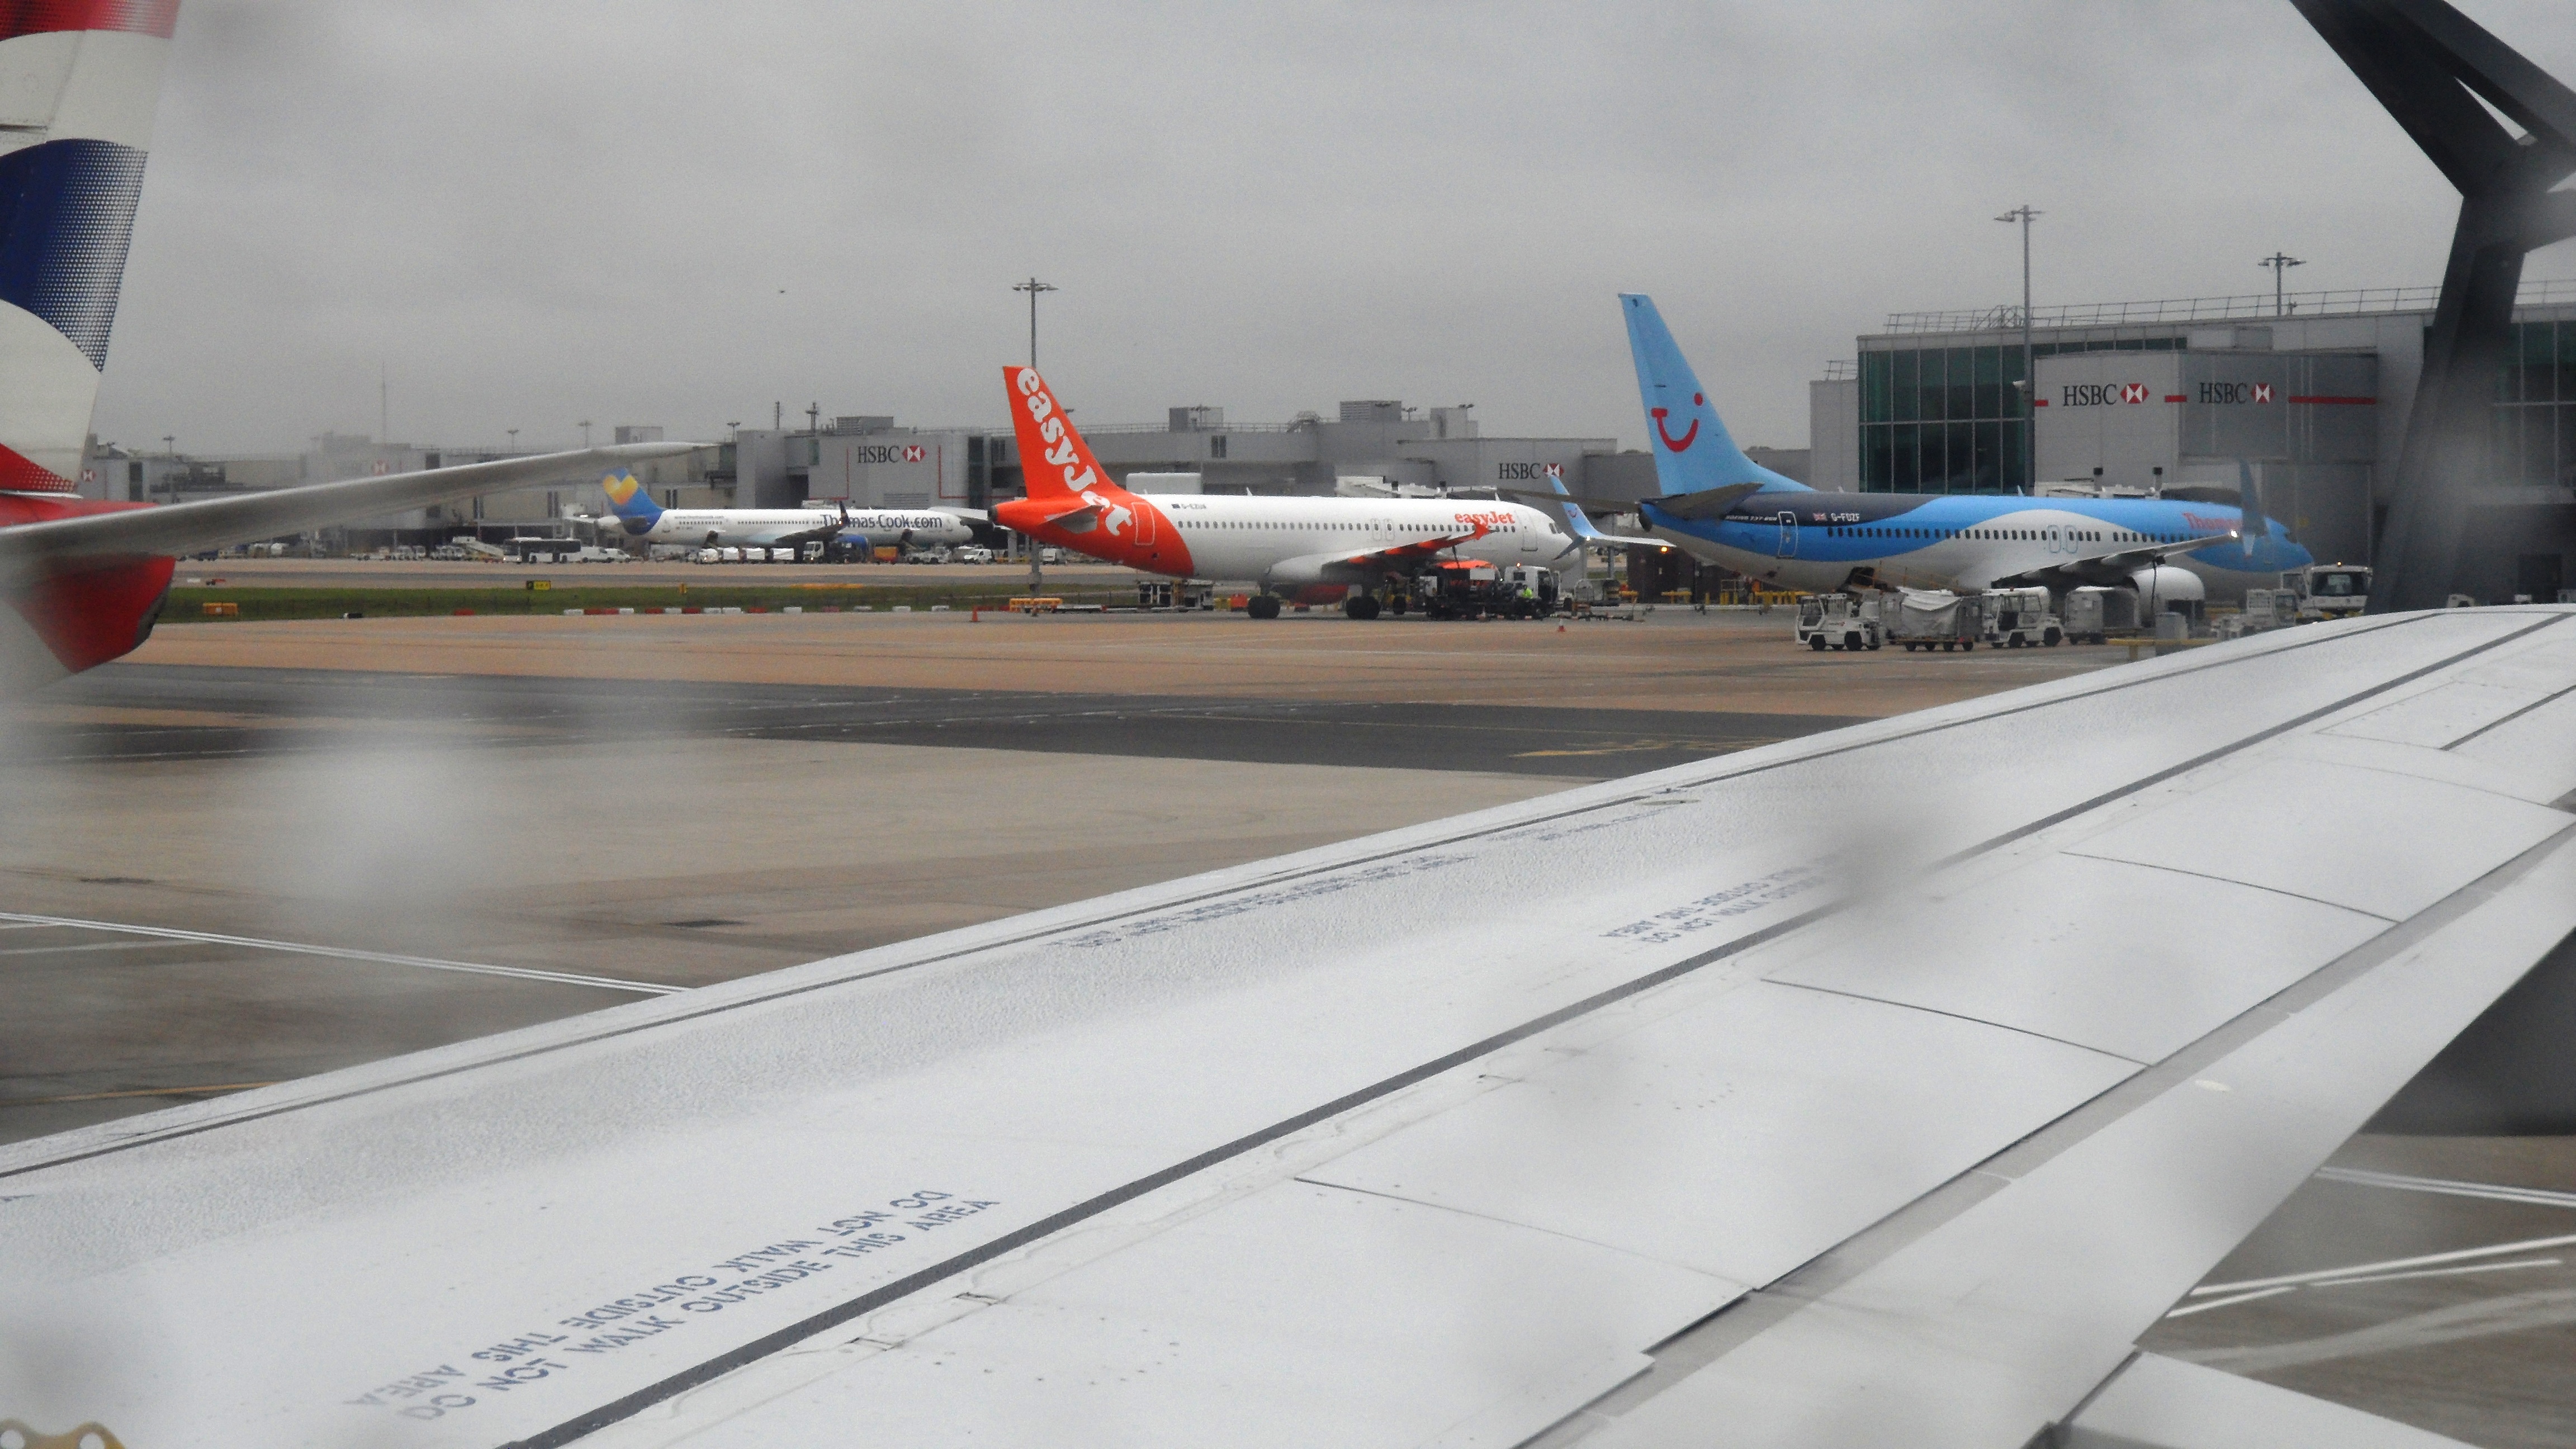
[1618, 293, 1807, 497]
[0, 6, 176, 493]
[600, 472, 663, 533]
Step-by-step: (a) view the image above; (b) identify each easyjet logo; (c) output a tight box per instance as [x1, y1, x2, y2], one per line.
[1452, 511, 1512, 529]
[1014, 367, 1100, 494]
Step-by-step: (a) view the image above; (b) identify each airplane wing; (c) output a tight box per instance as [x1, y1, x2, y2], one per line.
[0, 443, 700, 589]
[2004, 529, 2245, 590]
[10, 607, 2576, 1448]
[1265, 526, 1498, 583]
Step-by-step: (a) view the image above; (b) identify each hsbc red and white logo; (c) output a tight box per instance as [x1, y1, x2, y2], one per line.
[902, 444, 926, 462]
[2253, 382, 2274, 403]
[2059, 383, 2147, 408]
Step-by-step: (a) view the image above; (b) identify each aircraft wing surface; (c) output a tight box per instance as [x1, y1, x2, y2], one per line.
[9, 608, 2576, 1448]
[0, 444, 701, 588]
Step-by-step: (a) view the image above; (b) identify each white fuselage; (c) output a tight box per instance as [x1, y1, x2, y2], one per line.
[628, 508, 975, 551]
[1145, 495, 1578, 585]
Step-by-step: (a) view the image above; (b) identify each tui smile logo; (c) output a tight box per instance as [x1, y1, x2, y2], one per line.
[1652, 395, 1703, 452]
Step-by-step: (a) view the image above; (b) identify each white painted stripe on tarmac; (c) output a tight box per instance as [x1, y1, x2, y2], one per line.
[2317, 1164, 2576, 1211]
[2163, 1285, 2297, 1318]
[2191, 1233, 2576, 1297]
[0, 912, 681, 996]
[2310, 1257, 2561, 1289]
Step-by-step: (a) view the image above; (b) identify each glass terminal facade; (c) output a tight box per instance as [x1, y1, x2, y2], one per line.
[1857, 336, 2184, 494]
[2497, 319, 2576, 490]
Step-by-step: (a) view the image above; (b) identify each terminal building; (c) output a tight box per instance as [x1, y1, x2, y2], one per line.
[1808, 281, 2576, 602]
[725, 402, 1689, 515]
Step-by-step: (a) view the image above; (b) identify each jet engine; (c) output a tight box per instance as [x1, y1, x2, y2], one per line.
[2128, 565, 2204, 608]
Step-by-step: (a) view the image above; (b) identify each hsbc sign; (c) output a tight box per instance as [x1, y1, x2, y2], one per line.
[851, 443, 931, 465]
[2059, 382, 2148, 408]
[2197, 381, 2276, 405]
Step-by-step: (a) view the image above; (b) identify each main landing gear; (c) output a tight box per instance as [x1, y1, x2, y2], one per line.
[1342, 593, 1381, 621]
[1246, 594, 1282, 620]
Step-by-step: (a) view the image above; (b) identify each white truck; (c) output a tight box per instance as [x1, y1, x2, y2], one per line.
[1979, 588, 2062, 648]
[1794, 593, 1883, 652]
[2280, 563, 2371, 621]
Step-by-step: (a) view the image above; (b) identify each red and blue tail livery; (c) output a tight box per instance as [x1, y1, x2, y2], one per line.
[0, 0, 176, 491]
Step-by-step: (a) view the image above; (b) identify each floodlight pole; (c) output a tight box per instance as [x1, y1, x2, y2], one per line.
[1014, 277, 1058, 594]
[2259, 252, 2306, 315]
[1996, 206, 2041, 493]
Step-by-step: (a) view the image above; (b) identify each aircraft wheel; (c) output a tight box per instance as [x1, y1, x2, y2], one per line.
[1343, 594, 1381, 621]
[1247, 595, 1282, 620]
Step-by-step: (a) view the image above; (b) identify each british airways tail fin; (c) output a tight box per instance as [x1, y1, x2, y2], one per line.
[0, 6, 176, 493]
[1619, 293, 1808, 495]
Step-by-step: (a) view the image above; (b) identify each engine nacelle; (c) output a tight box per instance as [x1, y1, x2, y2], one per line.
[2128, 565, 2204, 606]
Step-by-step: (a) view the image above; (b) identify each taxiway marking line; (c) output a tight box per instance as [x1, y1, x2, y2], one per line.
[2191, 1233, 2576, 1296]
[2164, 1285, 2296, 1318]
[0, 913, 681, 996]
[2317, 1164, 2576, 1211]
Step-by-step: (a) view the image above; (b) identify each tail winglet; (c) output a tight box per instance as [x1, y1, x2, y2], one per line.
[1620, 293, 1808, 496]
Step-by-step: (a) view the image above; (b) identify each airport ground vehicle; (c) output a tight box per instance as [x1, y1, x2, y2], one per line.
[2221, 588, 2302, 639]
[1890, 590, 1978, 652]
[2059, 586, 2141, 644]
[1794, 592, 1883, 651]
[1981, 588, 2062, 647]
[1405, 560, 1557, 620]
[2281, 562, 2372, 620]
[953, 546, 996, 565]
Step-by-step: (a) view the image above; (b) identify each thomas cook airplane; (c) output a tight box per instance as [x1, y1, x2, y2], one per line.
[1593, 294, 2313, 606]
[0, 3, 696, 692]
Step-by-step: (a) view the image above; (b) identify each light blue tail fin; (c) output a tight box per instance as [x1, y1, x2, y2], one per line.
[1620, 293, 1808, 495]
[1543, 466, 1609, 542]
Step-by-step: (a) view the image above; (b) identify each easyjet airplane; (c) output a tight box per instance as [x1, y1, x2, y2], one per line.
[0, 4, 694, 692]
[993, 367, 1579, 617]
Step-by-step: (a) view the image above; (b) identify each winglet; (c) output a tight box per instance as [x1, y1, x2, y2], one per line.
[1619, 293, 1808, 496]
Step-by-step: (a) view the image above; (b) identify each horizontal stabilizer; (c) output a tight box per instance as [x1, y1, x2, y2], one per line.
[1647, 481, 1766, 522]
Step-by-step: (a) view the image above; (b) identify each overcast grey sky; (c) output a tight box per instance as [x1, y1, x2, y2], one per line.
[89, 1, 2576, 458]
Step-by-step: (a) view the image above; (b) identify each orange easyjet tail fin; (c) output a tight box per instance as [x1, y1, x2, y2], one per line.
[1005, 366, 1130, 503]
